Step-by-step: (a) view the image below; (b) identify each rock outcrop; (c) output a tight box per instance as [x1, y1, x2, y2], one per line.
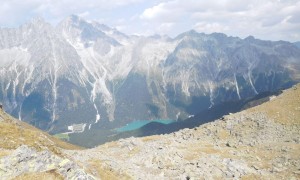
[0, 145, 94, 179]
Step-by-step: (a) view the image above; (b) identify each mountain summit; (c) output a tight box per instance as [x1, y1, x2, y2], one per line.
[0, 15, 300, 134]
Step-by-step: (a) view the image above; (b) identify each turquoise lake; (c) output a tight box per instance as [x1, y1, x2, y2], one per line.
[116, 119, 175, 132]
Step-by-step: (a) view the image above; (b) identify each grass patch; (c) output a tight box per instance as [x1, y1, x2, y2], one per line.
[0, 109, 83, 156]
[249, 83, 300, 125]
[141, 135, 159, 142]
[54, 133, 70, 141]
[87, 160, 132, 180]
[15, 170, 64, 180]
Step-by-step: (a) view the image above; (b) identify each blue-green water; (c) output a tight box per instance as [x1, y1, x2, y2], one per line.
[116, 119, 175, 132]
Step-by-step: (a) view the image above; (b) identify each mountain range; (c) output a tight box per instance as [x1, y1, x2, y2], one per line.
[0, 15, 300, 134]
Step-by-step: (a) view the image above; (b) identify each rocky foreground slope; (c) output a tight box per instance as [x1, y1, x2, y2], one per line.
[1, 84, 300, 179]
[0, 109, 94, 179]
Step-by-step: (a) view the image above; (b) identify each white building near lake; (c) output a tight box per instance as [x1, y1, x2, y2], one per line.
[68, 123, 86, 133]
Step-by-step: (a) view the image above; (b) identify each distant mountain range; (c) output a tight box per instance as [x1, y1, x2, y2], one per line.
[0, 15, 300, 134]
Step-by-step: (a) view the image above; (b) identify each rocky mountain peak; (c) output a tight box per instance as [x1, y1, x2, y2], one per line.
[244, 35, 255, 41]
[58, 15, 104, 42]
[28, 16, 48, 28]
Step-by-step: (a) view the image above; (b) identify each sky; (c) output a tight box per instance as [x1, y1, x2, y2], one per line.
[0, 0, 300, 42]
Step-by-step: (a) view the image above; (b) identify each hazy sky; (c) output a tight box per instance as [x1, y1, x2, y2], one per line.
[1, 0, 300, 41]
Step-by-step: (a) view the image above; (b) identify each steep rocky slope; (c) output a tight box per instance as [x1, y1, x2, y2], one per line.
[1, 84, 299, 179]
[0, 109, 94, 179]
[63, 83, 300, 179]
[0, 109, 80, 152]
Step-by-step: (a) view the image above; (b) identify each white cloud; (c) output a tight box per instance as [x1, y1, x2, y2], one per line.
[140, 3, 164, 19]
[140, 2, 183, 23]
[0, 0, 299, 41]
[157, 23, 175, 34]
[0, 0, 145, 27]
[140, 2, 174, 20]
[194, 22, 229, 33]
[78, 11, 90, 18]
[139, 0, 300, 41]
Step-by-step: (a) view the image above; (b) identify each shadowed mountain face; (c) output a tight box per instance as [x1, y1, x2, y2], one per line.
[69, 89, 283, 147]
[0, 15, 300, 133]
[294, 41, 300, 48]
